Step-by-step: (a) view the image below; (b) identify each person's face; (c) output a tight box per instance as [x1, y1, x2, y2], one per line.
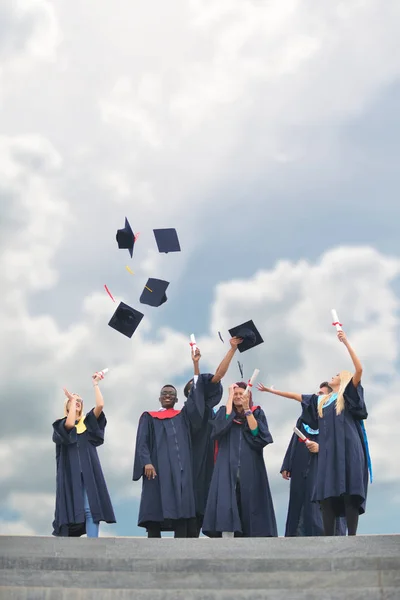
[160, 386, 177, 408]
[318, 386, 330, 396]
[67, 395, 83, 414]
[330, 374, 341, 387]
[232, 387, 246, 410]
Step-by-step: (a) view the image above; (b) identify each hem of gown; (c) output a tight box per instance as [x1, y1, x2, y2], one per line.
[138, 517, 196, 531]
[311, 494, 366, 516]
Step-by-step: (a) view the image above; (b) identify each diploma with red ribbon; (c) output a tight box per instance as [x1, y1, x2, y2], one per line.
[189, 333, 197, 354]
[331, 309, 343, 331]
[293, 426, 309, 443]
[246, 368, 260, 393]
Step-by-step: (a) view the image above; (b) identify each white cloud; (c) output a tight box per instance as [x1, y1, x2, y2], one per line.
[1, 234, 399, 533]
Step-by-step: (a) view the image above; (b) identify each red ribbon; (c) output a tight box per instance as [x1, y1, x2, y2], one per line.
[332, 321, 342, 327]
[299, 437, 310, 444]
[247, 381, 253, 388]
[104, 285, 115, 302]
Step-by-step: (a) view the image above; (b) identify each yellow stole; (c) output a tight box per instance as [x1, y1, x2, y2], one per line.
[74, 415, 87, 434]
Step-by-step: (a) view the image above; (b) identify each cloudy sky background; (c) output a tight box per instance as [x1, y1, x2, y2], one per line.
[1, 0, 400, 537]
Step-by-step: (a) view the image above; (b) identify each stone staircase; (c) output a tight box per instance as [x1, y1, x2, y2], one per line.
[0, 535, 399, 600]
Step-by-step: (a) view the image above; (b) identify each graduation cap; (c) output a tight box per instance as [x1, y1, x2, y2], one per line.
[140, 278, 169, 307]
[228, 319, 264, 353]
[116, 218, 135, 257]
[153, 228, 181, 253]
[108, 302, 144, 338]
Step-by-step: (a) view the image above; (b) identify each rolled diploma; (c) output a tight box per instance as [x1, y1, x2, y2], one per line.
[99, 368, 109, 376]
[293, 426, 308, 441]
[331, 309, 342, 331]
[190, 334, 197, 354]
[246, 369, 260, 393]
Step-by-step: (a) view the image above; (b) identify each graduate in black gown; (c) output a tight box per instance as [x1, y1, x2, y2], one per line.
[281, 381, 346, 537]
[52, 372, 116, 537]
[132, 341, 240, 538]
[183, 338, 243, 536]
[258, 330, 368, 536]
[202, 382, 278, 538]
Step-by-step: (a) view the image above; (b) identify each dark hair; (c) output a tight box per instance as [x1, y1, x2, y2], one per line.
[161, 384, 177, 393]
[183, 379, 194, 399]
[319, 381, 333, 393]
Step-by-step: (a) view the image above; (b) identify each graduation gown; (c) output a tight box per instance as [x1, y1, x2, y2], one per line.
[190, 374, 223, 518]
[202, 407, 278, 537]
[52, 409, 116, 536]
[132, 389, 206, 530]
[281, 419, 346, 536]
[301, 379, 369, 516]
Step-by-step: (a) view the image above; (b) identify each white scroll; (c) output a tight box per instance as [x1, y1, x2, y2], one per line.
[331, 309, 342, 332]
[245, 369, 260, 393]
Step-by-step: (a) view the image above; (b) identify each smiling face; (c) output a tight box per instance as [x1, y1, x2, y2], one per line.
[159, 385, 178, 409]
[232, 386, 246, 411]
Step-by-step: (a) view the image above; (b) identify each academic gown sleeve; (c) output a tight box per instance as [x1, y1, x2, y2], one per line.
[280, 433, 297, 473]
[210, 407, 234, 440]
[201, 373, 223, 409]
[84, 409, 106, 447]
[344, 380, 368, 420]
[242, 408, 273, 450]
[52, 418, 77, 445]
[132, 412, 153, 481]
[183, 376, 211, 433]
[300, 394, 319, 430]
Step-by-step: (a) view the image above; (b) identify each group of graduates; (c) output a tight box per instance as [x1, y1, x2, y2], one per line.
[52, 330, 369, 539]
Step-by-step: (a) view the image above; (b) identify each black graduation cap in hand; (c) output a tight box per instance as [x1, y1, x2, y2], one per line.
[116, 218, 135, 258]
[140, 278, 169, 307]
[108, 302, 144, 338]
[153, 228, 181, 253]
[228, 319, 264, 353]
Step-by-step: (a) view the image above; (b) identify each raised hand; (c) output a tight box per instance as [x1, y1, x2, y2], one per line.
[144, 464, 157, 480]
[337, 330, 348, 345]
[228, 383, 238, 395]
[92, 372, 104, 384]
[229, 337, 243, 349]
[63, 387, 74, 401]
[256, 383, 273, 393]
[241, 392, 250, 411]
[192, 348, 201, 363]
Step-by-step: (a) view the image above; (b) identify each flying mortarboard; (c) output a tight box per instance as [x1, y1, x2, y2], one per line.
[108, 302, 144, 338]
[153, 228, 181, 253]
[140, 278, 169, 307]
[116, 218, 135, 258]
[228, 319, 264, 353]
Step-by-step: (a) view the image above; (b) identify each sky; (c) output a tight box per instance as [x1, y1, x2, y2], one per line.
[1, 0, 400, 537]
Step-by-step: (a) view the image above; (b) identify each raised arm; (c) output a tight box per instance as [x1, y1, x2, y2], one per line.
[92, 372, 105, 419]
[338, 331, 363, 387]
[63, 388, 78, 430]
[256, 384, 302, 403]
[211, 337, 243, 383]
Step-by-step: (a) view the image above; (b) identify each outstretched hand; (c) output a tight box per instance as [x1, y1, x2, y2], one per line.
[337, 330, 348, 345]
[256, 383, 273, 393]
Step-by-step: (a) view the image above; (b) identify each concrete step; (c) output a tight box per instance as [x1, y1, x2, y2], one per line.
[0, 587, 398, 600]
[0, 535, 399, 600]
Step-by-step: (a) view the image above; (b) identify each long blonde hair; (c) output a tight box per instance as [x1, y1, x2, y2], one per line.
[318, 370, 353, 417]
